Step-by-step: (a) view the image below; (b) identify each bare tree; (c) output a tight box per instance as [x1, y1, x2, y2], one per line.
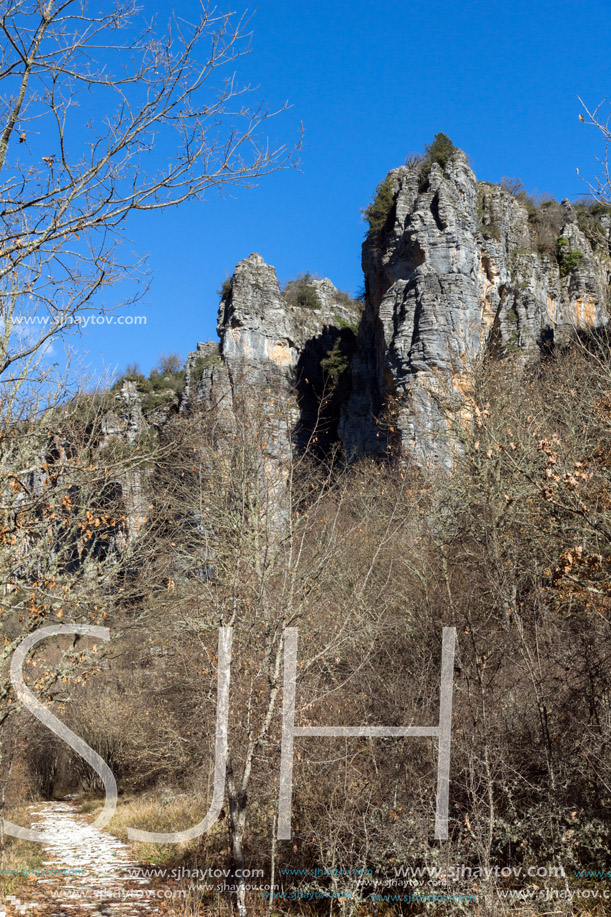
[0, 388, 152, 813]
[0, 0, 297, 380]
[118, 375, 423, 917]
[578, 97, 611, 202]
[155, 352, 183, 375]
[0, 1, 296, 835]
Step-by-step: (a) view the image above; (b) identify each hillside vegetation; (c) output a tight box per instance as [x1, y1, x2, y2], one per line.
[4, 331, 610, 915]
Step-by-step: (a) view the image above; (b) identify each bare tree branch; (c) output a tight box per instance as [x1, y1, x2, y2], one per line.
[0, 0, 299, 379]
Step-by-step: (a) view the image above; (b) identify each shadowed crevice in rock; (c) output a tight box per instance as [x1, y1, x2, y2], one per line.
[81, 152, 611, 500]
[293, 325, 357, 458]
[183, 253, 363, 466]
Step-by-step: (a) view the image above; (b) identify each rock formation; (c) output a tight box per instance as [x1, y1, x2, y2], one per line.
[182, 252, 362, 459]
[100, 381, 150, 540]
[101, 380, 147, 444]
[340, 151, 610, 465]
[105, 147, 611, 479]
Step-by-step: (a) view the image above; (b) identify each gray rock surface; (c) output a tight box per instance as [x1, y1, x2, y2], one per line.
[99, 381, 150, 540]
[99, 153, 611, 488]
[101, 380, 147, 445]
[182, 253, 362, 454]
[340, 151, 610, 466]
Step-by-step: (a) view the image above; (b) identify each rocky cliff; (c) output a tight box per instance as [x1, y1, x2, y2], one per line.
[340, 151, 610, 465]
[181, 252, 362, 460]
[108, 148, 611, 480]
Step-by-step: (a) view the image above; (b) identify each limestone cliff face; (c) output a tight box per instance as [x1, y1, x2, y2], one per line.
[58, 149, 611, 569]
[93, 256, 359, 541]
[182, 254, 298, 441]
[340, 151, 611, 466]
[101, 381, 147, 444]
[101, 153, 611, 484]
[100, 381, 150, 540]
[182, 253, 361, 457]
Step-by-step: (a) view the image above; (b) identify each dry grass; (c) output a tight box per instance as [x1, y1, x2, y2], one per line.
[0, 805, 46, 897]
[81, 789, 225, 865]
[78, 791, 280, 917]
[4, 796, 606, 916]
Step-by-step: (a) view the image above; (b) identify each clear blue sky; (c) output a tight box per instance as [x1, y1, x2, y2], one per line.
[74, 0, 611, 381]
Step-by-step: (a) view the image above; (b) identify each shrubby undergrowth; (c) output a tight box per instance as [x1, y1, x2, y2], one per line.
[7, 332, 610, 915]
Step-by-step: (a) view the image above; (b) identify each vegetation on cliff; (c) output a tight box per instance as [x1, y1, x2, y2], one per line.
[283, 272, 323, 309]
[363, 133, 461, 236]
[114, 354, 186, 412]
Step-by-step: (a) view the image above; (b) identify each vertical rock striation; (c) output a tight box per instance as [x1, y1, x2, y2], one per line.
[341, 151, 610, 466]
[93, 150, 611, 498]
[183, 252, 362, 458]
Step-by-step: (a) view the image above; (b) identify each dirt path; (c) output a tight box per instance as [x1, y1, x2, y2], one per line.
[2, 800, 163, 916]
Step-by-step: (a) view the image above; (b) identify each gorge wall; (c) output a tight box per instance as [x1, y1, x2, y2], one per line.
[110, 147, 611, 492]
[341, 150, 610, 465]
[180, 252, 362, 462]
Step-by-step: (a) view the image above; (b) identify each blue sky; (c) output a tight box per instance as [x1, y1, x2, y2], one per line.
[72, 0, 611, 381]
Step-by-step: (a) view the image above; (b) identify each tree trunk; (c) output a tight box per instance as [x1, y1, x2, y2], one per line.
[227, 759, 248, 917]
